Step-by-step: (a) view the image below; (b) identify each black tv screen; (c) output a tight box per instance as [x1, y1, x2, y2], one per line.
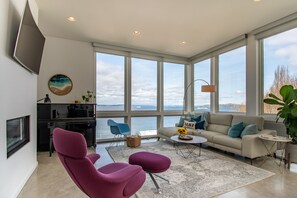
[13, 1, 45, 75]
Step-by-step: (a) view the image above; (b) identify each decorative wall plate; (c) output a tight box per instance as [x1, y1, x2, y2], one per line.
[48, 74, 73, 95]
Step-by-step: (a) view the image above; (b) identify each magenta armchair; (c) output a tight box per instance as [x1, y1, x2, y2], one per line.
[53, 128, 146, 198]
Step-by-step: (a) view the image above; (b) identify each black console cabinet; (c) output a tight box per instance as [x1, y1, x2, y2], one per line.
[37, 103, 96, 152]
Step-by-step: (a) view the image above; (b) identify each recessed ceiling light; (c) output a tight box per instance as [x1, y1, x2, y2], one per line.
[180, 41, 187, 45]
[132, 31, 141, 36]
[67, 16, 76, 22]
[253, 0, 261, 2]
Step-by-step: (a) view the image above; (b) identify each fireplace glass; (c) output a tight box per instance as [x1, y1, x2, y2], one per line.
[6, 116, 30, 158]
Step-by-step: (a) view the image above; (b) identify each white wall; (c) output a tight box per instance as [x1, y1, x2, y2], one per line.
[38, 37, 95, 103]
[0, 0, 38, 197]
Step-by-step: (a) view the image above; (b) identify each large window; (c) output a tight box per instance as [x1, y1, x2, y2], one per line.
[218, 46, 246, 112]
[131, 117, 157, 136]
[163, 116, 180, 127]
[131, 58, 157, 111]
[96, 52, 185, 140]
[96, 53, 125, 111]
[262, 27, 297, 114]
[96, 117, 125, 139]
[163, 62, 184, 111]
[194, 59, 211, 111]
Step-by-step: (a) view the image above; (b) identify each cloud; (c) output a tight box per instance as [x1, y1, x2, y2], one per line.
[275, 45, 297, 67]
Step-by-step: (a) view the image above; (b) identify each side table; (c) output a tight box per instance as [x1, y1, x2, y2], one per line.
[126, 135, 141, 147]
[259, 134, 292, 172]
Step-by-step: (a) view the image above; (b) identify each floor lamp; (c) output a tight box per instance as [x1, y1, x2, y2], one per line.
[182, 79, 216, 115]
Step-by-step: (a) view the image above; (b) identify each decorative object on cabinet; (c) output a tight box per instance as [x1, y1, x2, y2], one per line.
[48, 74, 73, 96]
[82, 90, 95, 103]
[37, 94, 51, 103]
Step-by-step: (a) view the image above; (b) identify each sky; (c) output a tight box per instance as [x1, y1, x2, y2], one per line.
[96, 27, 297, 108]
[263, 27, 297, 93]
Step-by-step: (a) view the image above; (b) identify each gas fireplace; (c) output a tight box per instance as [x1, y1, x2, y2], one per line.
[6, 116, 30, 158]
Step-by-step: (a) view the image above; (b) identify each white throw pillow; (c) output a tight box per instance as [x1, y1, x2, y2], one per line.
[183, 120, 196, 129]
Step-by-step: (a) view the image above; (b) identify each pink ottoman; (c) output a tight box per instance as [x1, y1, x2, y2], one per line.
[129, 151, 171, 193]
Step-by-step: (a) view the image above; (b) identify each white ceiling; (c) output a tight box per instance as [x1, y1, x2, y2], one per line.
[35, 0, 297, 58]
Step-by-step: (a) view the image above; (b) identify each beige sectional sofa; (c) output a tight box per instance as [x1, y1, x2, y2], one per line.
[158, 113, 277, 162]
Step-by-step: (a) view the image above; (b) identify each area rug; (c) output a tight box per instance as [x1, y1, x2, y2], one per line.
[107, 141, 274, 198]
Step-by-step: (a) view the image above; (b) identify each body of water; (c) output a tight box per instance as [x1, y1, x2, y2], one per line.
[96, 104, 243, 139]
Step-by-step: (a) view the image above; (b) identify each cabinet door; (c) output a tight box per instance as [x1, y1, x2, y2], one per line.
[66, 121, 96, 147]
[37, 122, 50, 151]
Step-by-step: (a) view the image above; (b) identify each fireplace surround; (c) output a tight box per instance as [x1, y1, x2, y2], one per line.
[6, 116, 30, 158]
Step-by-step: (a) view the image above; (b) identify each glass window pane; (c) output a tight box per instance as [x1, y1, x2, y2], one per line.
[263, 27, 297, 114]
[131, 58, 157, 111]
[218, 47, 246, 112]
[131, 117, 157, 136]
[96, 117, 125, 139]
[163, 116, 180, 127]
[163, 63, 184, 111]
[194, 59, 211, 111]
[96, 53, 125, 111]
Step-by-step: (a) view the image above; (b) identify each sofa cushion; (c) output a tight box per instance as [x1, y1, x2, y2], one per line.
[228, 122, 245, 138]
[183, 120, 196, 129]
[196, 120, 205, 129]
[158, 127, 178, 137]
[232, 115, 264, 131]
[194, 131, 222, 142]
[240, 124, 257, 137]
[213, 135, 242, 150]
[207, 113, 233, 126]
[206, 124, 230, 135]
[190, 115, 201, 123]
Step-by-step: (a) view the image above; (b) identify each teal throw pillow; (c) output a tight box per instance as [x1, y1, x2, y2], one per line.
[240, 124, 257, 138]
[190, 115, 201, 123]
[196, 120, 205, 129]
[228, 122, 245, 138]
[177, 117, 188, 127]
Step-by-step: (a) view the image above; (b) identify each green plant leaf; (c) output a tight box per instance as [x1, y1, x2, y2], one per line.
[280, 85, 294, 102]
[291, 106, 297, 117]
[263, 98, 284, 105]
[268, 93, 281, 101]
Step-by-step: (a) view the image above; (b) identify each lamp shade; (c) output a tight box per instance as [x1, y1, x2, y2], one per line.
[201, 85, 216, 92]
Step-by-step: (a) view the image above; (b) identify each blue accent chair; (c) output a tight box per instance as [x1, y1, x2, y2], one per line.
[107, 119, 131, 149]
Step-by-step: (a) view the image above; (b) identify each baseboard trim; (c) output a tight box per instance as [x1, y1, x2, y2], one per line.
[13, 161, 38, 198]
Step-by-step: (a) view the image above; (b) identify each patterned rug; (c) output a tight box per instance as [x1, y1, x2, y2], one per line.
[107, 141, 274, 198]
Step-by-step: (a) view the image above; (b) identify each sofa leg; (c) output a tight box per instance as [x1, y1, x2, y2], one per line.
[157, 137, 160, 141]
[250, 158, 253, 165]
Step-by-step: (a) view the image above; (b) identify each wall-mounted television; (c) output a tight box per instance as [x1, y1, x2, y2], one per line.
[13, 1, 45, 75]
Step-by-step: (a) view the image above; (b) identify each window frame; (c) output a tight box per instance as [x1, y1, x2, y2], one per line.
[95, 51, 188, 141]
[217, 46, 247, 113]
[258, 26, 297, 115]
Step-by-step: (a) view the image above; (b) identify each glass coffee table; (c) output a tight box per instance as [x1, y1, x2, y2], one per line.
[170, 135, 207, 158]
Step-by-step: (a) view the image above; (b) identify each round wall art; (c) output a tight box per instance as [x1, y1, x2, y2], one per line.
[48, 74, 73, 96]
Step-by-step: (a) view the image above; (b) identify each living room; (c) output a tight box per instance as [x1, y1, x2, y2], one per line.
[1, 0, 297, 197]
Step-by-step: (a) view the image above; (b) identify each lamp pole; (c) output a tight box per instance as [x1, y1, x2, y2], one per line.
[182, 79, 215, 116]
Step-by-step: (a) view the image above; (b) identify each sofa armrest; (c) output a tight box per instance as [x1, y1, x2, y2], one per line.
[242, 129, 277, 159]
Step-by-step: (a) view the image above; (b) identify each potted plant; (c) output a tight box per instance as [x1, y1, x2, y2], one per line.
[82, 90, 95, 103]
[263, 84, 297, 163]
